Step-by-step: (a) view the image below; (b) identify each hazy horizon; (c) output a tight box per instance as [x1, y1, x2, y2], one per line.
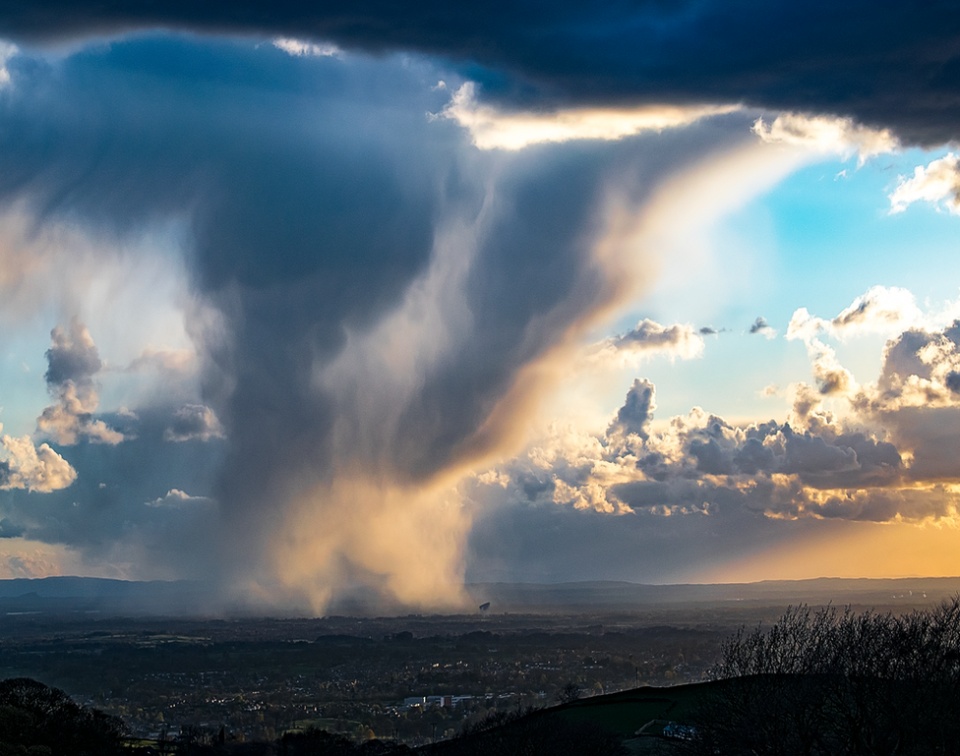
[0, 2, 957, 614]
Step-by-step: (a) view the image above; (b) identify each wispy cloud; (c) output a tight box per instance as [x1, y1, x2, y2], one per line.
[439, 83, 737, 150]
[272, 37, 340, 57]
[590, 319, 704, 367]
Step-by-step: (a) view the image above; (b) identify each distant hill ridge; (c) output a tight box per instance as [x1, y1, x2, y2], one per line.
[0, 575, 956, 616]
[0, 576, 208, 615]
[0, 576, 200, 599]
[466, 576, 960, 610]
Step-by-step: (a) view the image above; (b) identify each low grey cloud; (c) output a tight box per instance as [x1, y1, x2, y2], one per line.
[164, 405, 224, 443]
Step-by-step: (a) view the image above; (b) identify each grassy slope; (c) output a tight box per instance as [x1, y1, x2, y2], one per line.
[421, 681, 723, 755]
[553, 681, 717, 736]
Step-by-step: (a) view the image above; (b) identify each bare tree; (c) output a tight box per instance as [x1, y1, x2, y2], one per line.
[686, 598, 960, 755]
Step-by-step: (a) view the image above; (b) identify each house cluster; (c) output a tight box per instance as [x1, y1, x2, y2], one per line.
[401, 694, 475, 709]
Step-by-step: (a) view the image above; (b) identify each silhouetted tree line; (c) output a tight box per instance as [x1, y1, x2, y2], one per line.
[153, 726, 414, 755]
[162, 716, 624, 756]
[279, 728, 412, 756]
[685, 598, 960, 755]
[0, 677, 125, 755]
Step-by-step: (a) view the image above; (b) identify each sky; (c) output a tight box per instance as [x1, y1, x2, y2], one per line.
[0, 1, 957, 613]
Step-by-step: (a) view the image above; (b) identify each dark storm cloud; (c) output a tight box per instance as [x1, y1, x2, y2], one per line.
[0, 1, 955, 145]
[326, 123, 751, 483]
[0, 38, 465, 583]
[0, 38, 456, 455]
[0, 37, 448, 297]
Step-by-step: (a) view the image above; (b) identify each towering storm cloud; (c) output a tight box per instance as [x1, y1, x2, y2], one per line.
[0, 32, 756, 609]
[0, 4, 956, 607]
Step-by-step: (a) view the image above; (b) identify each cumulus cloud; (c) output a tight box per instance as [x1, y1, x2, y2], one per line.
[785, 291, 960, 415]
[753, 113, 898, 164]
[439, 83, 737, 150]
[470, 291, 960, 545]
[36, 321, 124, 446]
[788, 286, 923, 342]
[809, 341, 856, 397]
[843, 319, 960, 481]
[0, 433, 76, 493]
[889, 153, 960, 215]
[478, 375, 913, 525]
[783, 286, 960, 405]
